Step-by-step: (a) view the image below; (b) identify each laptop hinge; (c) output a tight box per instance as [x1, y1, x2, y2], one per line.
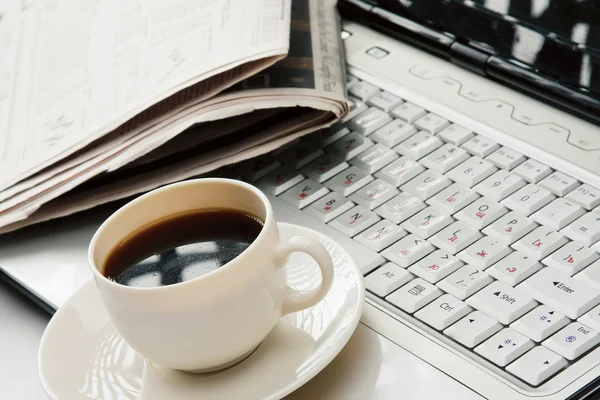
[449, 42, 489, 76]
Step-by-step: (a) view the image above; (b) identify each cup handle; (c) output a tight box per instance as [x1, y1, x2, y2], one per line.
[275, 236, 334, 316]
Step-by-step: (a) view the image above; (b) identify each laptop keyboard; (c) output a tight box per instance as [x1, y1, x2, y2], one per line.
[230, 74, 600, 388]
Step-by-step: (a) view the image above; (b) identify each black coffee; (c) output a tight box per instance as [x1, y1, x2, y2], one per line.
[103, 209, 263, 287]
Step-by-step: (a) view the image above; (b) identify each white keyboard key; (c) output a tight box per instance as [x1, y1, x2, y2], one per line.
[578, 305, 600, 332]
[400, 170, 451, 201]
[328, 205, 380, 237]
[347, 107, 392, 136]
[348, 80, 380, 101]
[302, 153, 349, 183]
[473, 170, 526, 201]
[437, 265, 493, 300]
[539, 172, 580, 196]
[381, 234, 435, 268]
[349, 144, 398, 174]
[304, 191, 354, 223]
[458, 236, 512, 269]
[565, 184, 600, 210]
[511, 305, 570, 342]
[342, 96, 369, 123]
[444, 311, 502, 348]
[512, 227, 568, 260]
[505, 346, 568, 386]
[483, 211, 537, 244]
[280, 179, 329, 208]
[403, 206, 454, 239]
[467, 281, 537, 324]
[369, 119, 417, 148]
[393, 131, 443, 160]
[310, 124, 350, 146]
[415, 294, 472, 330]
[390, 102, 426, 123]
[574, 260, 600, 290]
[429, 221, 483, 255]
[512, 160, 552, 183]
[474, 328, 534, 367]
[365, 263, 414, 297]
[325, 166, 374, 196]
[437, 124, 474, 146]
[326, 131, 374, 161]
[349, 179, 399, 210]
[543, 322, 600, 360]
[502, 184, 555, 216]
[375, 157, 425, 187]
[355, 220, 407, 252]
[488, 252, 542, 286]
[278, 141, 324, 168]
[420, 144, 470, 174]
[543, 241, 599, 276]
[234, 156, 281, 181]
[386, 278, 442, 313]
[257, 167, 305, 195]
[446, 156, 497, 187]
[409, 250, 464, 283]
[561, 211, 600, 246]
[367, 91, 403, 112]
[375, 193, 426, 224]
[455, 197, 508, 230]
[518, 268, 600, 318]
[414, 113, 450, 134]
[460, 135, 500, 158]
[485, 146, 526, 170]
[346, 74, 359, 89]
[426, 183, 479, 215]
[531, 198, 585, 230]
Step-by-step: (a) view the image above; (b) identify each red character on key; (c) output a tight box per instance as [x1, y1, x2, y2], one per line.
[429, 264, 440, 271]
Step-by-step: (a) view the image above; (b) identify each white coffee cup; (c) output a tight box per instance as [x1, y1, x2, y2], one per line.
[88, 178, 334, 372]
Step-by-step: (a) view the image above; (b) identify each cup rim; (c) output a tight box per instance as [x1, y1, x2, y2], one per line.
[87, 178, 272, 292]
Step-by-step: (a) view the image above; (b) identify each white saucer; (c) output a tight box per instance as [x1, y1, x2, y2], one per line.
[38, 222, 364, 400]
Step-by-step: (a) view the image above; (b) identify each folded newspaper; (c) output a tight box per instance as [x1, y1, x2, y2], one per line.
[0, 0, 348, 233]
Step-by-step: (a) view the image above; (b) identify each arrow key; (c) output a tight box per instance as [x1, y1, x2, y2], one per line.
[510, 305, 570, 342]
[444, 311, 502, 348]
[475, 328, 534, 366]
[506, 346, 567, 386]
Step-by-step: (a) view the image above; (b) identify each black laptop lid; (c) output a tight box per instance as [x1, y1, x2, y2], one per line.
[378, 0, 600, 99]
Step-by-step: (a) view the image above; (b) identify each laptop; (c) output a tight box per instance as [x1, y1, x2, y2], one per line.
[2, 0, 600, 398]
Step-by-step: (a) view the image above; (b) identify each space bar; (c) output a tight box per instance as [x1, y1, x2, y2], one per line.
[267, 193, 385, 274]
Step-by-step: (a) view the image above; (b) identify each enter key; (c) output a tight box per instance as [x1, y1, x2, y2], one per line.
[518, 268, 600, 319]
[467, 281, 537, 324]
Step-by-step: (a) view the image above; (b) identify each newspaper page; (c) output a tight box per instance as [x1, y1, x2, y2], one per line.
[0, 0, 291, 191]
[0, 0, 348, 232]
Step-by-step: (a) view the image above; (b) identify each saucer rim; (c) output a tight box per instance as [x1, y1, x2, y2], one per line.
[38, 221, 365, 400]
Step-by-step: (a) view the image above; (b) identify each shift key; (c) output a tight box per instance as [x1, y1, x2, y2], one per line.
[518, 268, 600, 319]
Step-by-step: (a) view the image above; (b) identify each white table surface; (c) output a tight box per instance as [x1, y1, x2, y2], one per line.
[0, 280, 50, 399]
